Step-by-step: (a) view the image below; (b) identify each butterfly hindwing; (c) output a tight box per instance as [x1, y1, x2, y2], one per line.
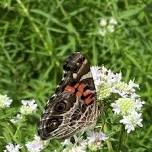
[38, 52, 98, 140]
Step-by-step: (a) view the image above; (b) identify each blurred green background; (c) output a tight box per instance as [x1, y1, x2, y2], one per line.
[0, 0, 152, 151]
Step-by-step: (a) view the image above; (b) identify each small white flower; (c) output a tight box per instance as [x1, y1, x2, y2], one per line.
[91, 66, 124, 100]
[112, 80, 139, 98]
[26, 135, 47, 152]
[111, 98, 135, 115]
[71, 143, 87, 152]
[97, 83, 112, 100]
[109, 17, 117, 25]
[111, 102, 121, 114]
[107, 70, 122, 84]
[99, 28, 107, 36]
[100, 18, 107, 27]
[112, 81, 136, 97]
[101, 66, 108, 74]
[99, 17, 117, 36]
[0, 94, 12, 108]
[20, 99, 37, 115]
[4, 143, 21, 152]
[128, 80, 139, 89]
[91, 66, 102, 89]
[71, 146, 86, 152]
[120, 112, 143, 133]
[91, 66, 123, 100]
[107, 25, 115, 33]
[87, 131, 108, 144]
[63, 145, 86, 152]
[10, 114, 23, 124]
[130, 93, 140, 99]
[134, 99, 145, 111]
[62, 139, 87, 152]
[100, 67, 109, 82]
[86, 131, 108, 151]
[111, 97, 144, 115]
[62, 139, 71, 146]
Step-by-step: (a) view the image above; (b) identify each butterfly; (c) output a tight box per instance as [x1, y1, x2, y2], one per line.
[38, 52, 99, 140]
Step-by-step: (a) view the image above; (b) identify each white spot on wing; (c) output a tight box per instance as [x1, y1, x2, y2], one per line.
[73, 73, 77, 79]
[56, 85, 60, 88]
[80, 71, 92, 81]
[52, 94, 56, 97]
[46, 100, 50, 105]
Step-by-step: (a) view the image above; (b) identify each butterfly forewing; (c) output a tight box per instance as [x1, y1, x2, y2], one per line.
[38, 52, 99, 140]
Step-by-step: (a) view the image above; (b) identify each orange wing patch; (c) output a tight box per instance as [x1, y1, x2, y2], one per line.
[64, 83, 94, 105]
[77, 83, 85, 93]
[84, 94, 94, 105]
[64, 83, 85, 95]
[64, 85, 75, 93]
[83, 90, 94, 105]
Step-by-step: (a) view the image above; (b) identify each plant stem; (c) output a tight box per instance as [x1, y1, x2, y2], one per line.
[104, 123, 114, 152]
[117, 125, 125, 152]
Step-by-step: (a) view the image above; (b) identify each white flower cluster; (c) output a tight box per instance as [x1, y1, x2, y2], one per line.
[26, 135, 47, 152]
[91, 66, 144, 133]
[20, 99, 37, 115]
[0, 93, 38, 124]
[11, 99, 38, 124]
[4, 143, 21, 152]
[62, 131, 108, 152]
[0, 94, 12, 108]
[99, 17, 117, 36]
[1, 94, 39, 151]
[10, 114, 23, 124]
[4, 135, 47, 152]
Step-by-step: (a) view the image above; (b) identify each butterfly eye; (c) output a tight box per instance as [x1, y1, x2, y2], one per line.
[54, 102, 66, 113]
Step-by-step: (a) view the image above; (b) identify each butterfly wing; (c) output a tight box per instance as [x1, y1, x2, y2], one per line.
[38, 52, 99, 140]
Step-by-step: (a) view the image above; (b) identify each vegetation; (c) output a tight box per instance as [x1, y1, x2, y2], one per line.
[0, 0, 152, 151]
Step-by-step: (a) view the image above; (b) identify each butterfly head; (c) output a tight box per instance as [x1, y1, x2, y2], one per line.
[63, 52, 85, 72]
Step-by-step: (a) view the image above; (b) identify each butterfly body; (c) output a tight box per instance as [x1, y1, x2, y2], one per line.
[38, 52, 99, 140]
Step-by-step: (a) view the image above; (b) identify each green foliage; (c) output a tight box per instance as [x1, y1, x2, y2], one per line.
[0, 0, 152, 151]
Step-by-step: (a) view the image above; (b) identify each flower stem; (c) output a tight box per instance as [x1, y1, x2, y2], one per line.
[104, 123, 114, 152]
[117, 125, 125, 151]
